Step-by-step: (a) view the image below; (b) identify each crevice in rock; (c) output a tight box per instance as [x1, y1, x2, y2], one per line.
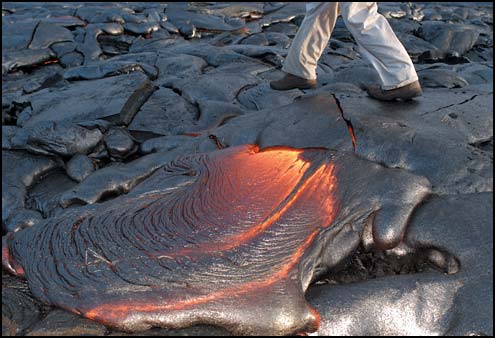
[168, 85, 182, 96]
[193, 102, 201, 121]
[420, 94, 480, 116]
[14, 59, 61, 75]
[98, 188, 125, 203]
[3, 101, 32, 126]
[332, 94, 357, 152]
[313, 244, 436, 286]
[27, 21, 41, 49]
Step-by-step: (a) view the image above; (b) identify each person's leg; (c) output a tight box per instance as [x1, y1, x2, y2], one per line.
[283, 2, 339, 80]
[340, 2, 419, 91]
[271, 2, 339, 90]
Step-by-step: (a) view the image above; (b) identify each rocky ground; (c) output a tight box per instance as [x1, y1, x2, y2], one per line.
[2, 2, 493, 336]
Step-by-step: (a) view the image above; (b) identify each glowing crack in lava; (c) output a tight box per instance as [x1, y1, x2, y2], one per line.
[3, 145, 431, 335]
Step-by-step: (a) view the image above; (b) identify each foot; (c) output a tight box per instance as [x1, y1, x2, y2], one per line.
[366, 80, 423, 101]
[270, 73, 317, 90]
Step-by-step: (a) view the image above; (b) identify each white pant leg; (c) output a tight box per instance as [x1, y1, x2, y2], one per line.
[282, 2, 339, 80]
[340, 2, 418, 89]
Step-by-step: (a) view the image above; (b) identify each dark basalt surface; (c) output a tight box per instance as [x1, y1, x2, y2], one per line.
[26, 169, 77, 218]
[25, 310, 107, 336]
[18, 72, 150, 127]
[4, 145, 432, 335]
[310, 192, 493, 336]
[11, 120, 103, 157]
[2, 275, 42, 336]
[66, 154, 95, 183]
[128, 87, 198, 136]
[2, 1, 493, 336]
[2, 150, 63, 229]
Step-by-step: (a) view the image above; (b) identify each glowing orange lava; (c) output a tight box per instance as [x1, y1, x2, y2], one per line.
[86, 146, 338, 325]
[2, 236, 25, 277]
[42, 59, 59, 66]
[347, 123, 357, 150]
[86, 230, 321, 321]
[152, 146, 316, 258]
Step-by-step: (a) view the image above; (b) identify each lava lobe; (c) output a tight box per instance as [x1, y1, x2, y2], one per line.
[3, 145, 431, 335]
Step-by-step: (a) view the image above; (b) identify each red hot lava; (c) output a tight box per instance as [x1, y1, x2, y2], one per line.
[3, 144, 431, 335]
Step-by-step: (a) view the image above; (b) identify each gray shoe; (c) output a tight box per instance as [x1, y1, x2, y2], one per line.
[270, 73, 317, 90]
[366, 80, 423, 101]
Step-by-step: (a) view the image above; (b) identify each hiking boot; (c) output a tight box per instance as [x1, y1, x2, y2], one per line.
[366, 80, 423, 101]
[270, 73, 317, 90]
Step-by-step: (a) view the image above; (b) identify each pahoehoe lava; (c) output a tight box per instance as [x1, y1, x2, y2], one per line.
[3, 145, 432, 335]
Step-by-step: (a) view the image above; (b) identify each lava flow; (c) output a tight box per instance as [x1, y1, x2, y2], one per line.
[3, 144, 431, 335]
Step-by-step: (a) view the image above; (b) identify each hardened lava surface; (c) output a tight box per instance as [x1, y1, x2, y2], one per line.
[3, 144, 430, 335]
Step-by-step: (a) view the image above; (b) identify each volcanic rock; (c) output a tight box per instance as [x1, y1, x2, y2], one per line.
[128, 87, 198, 136]
[25, 310, 106, 336]
[185, 99, 250, 134]
[418, 67, 469, 88]
[155, 53, 207, 79]
[166, 5, 246, 33]
[416, 21, 481, 60]
[2, 48, 56, 74]
[29, 22, 74, 50]
[168, 43, 255, 67]
[59, 52, 84, 68]
[77, 23, 124, 64]
[140, 135, 193, 154]
[2, 276, 41, 336]
[64, 61, 157, 81]
[336, 90, 493, 194]
[66, 154, 95, 183]
[104, 127, 138, 160]
[58, 146, 194, 207]
[2, 150, 62, 226]
[119, 80, 158, 126]
[26, 169, 78, 218]
[2, 126, 19, 149]
[98, 34, 136, 55]
[124, 22, 160, 35]
[404, 192, 493, 335]
[2, 21, 39, 51]
[180, 72, 258, 104]
[309, 273, 461, 335]
[50, 41, 77, 58]
[18, 72, 149, 126]
[10, 120, 103, 157]
[332, 64, 381, 90]
[3, 209, 44, 234]
[128, 36, 181, 53]
[239, 32, 291, 49]
[237, 83, 303, 110]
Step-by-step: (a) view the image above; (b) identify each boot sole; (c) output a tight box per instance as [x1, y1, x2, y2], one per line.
[395, 90, 423, 101]
[368, 90, 423, 102]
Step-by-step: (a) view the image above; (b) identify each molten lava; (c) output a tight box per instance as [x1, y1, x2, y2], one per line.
[42, 59, 59, 66]
[346, 121, 357, 150]
[3, 144, 431, 335]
